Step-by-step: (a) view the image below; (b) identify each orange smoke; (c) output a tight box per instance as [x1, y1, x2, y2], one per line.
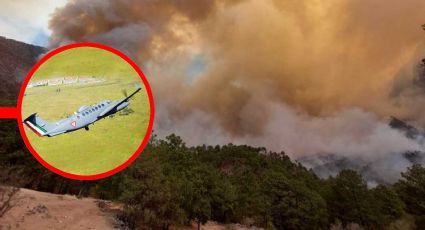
[49, 0, 425, 157]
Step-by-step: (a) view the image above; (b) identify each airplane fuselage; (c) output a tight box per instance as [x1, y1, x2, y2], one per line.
[24, 86, 141, 137]
[45, 99, 128, 136]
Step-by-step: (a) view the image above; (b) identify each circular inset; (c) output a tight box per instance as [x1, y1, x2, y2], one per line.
[17, 42, 154, 180]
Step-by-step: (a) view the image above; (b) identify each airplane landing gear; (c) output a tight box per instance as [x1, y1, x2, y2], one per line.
[85, 126, 89, 131]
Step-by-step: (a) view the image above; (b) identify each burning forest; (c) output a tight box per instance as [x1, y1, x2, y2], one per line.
[46, 0, 425, 183]
[2, 0, 425, 229]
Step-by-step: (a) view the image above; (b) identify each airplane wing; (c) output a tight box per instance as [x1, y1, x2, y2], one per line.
[98, 86, 142, 118]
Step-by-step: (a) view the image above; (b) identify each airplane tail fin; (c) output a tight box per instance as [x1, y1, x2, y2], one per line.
[23, 113, 55, 137]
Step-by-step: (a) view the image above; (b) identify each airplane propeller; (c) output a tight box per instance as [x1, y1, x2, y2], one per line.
[121, 89, 128, 97]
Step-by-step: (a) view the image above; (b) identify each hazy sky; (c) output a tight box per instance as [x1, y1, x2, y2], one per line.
[0, 0, 67, 46]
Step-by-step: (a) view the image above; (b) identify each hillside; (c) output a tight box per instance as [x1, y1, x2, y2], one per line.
[1, 38, 425, 229]
[0, 187, 255, 230]
[0, 36, 45, 105]
[299, 117, 425, 185]
[0, 188, 116, 229]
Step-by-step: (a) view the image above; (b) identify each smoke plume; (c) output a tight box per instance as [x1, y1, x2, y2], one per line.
[49, 0, 425, 182]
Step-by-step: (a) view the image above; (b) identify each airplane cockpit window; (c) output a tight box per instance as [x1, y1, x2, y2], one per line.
[78, 105, 88, 113]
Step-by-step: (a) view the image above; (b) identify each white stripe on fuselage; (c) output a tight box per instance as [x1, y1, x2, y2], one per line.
[25, 121, 45, 136]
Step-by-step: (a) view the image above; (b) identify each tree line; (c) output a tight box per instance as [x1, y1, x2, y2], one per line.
[1, 120, 425, 229]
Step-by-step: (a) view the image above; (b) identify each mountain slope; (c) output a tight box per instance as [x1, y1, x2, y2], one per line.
[299, 117, 425, 185]
[0, 188, 116, 229]
[0, 36, 45, 105]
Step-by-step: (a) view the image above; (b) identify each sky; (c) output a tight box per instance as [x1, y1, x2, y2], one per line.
[0, 0, 67, 46]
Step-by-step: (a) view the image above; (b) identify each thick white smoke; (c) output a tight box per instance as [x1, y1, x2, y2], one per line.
[48, 0, 425, 182]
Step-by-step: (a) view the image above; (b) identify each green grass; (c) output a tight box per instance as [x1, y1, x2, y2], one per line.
[33, 47, 135, 80]
[21, 47, 151, 176]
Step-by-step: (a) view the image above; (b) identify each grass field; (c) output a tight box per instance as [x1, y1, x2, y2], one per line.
[21, 47, 151, 176]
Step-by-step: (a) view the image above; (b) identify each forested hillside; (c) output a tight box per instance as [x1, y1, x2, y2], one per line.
[1, 120, 425, 229]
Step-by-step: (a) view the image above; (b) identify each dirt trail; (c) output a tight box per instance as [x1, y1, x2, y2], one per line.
[0, 188, 115, 230]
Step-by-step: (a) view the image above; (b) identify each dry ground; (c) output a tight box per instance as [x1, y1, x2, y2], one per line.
[0, 188, 257, 230]
[0, 188, 115, 230]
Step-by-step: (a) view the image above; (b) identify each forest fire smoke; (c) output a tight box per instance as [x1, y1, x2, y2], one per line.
[49, 0, 425, 181]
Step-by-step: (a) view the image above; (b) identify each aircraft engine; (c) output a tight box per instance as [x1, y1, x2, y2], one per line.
[116, 102, 129, 111]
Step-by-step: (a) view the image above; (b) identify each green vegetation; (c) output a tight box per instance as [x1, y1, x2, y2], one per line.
[20, 47, 150, 175]
[2, 123, 425, 229]
[395, 164, 425, 227]
[32, 47, 134, 79]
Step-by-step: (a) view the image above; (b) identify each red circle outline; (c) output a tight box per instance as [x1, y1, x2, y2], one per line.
[17, 42, 155, 180]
